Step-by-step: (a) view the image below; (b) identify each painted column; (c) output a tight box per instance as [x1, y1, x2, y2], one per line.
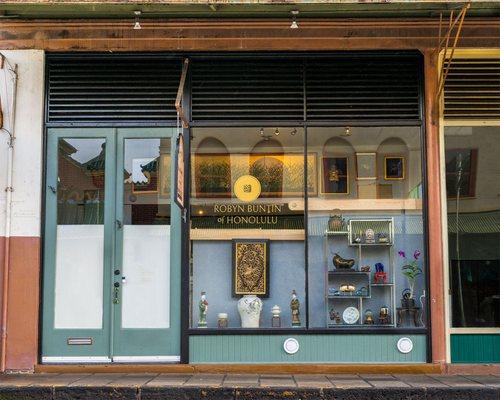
[0, 50, 44, 371]
[423, 49, 446, 365]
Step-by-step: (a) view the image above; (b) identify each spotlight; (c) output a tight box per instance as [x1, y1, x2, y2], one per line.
[260, 128, 265, 136]
[133, 10, 142, 30]
[290, 10, 299, 29]
[291, 128, 297, 136]
[274, 128, 280, 136]
[343, 126, 351, 136]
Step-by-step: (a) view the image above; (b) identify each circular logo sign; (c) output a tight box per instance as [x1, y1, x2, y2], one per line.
[234, 175, 261, 202]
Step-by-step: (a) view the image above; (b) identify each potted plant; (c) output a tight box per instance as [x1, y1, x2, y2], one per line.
[398, 250, 422, 309]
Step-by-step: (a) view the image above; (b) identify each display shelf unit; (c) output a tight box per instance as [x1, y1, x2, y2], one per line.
[324, 218, 396, 328]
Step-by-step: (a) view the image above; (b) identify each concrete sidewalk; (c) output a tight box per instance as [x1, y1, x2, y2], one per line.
[0, 373, 499, 399]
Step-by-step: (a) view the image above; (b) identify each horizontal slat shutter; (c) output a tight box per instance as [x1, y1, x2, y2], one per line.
[47, 57, 181, 122]
[306, 57, 421, 121]
[444, 58, 500, 120]
[191, 59, 304, 121]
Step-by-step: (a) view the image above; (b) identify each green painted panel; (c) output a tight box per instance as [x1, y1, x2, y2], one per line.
[451, 334, 500, 363]
[189, 334, 426, 363]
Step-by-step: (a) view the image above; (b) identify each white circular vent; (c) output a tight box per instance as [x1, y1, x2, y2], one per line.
[397, 337, 414, 354]
[283, 338, 299, 355]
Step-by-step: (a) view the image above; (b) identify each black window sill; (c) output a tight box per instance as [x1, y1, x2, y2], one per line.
[187, 327, 428, 335]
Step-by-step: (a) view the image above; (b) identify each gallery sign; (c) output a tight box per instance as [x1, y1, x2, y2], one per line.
[174, 132, 185, 210]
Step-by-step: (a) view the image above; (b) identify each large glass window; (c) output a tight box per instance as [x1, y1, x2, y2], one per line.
[307, 127, 427, 329]
[190, 127, 306, 329]
[445, 126, 500, 328]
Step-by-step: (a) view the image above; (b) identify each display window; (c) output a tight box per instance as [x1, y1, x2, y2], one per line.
[445, 126, 500, 328]
[189, 126, 428, 331]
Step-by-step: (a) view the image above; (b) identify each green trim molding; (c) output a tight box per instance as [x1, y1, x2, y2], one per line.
[189, 334, 426, 363]
[451, 334, 500, 363]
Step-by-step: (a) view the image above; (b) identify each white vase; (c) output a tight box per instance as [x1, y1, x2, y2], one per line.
[237, 295, 263, 328]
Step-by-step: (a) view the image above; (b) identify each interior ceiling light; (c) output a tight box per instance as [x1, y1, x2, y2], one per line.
[259, 127, 265, 136]
[290, 10, 299, 29]
[342, 126, 351, 136]
[291, 128, 297, 136]
[274, 128, 280, 136]
[133, 10, 142, 30]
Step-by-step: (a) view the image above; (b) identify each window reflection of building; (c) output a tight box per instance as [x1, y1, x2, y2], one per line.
[57, 139, 105, 225]
[445, 126, 500, 328]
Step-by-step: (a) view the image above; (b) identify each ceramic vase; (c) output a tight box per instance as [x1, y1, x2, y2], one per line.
[237, 295, 263, 328]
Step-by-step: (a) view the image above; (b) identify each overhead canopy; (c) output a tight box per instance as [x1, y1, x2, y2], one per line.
[1, 1, 500, 19]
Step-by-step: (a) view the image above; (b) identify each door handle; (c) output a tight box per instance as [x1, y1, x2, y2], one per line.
[116, 220, 122, 229]
[48, 185, 56, 194]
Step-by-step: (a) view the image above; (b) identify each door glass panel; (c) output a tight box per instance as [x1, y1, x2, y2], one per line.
[121, 138, 171, 329]
[54, 138, 106, 329]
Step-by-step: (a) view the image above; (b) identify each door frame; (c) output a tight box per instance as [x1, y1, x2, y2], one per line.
[41, 127, 181, 363]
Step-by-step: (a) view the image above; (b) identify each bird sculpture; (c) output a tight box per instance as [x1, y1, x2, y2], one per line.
[332, 253, 355, 270]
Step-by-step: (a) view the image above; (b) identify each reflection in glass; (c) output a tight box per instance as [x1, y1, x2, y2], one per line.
[307, 127, 426, 329]
[57, 138, 106, 224]
[445, 126, 500, 327]
[190, 127, 306, 329]
[123, 138, 171, 225]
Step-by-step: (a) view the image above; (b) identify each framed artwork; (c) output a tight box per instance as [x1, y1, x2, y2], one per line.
[384, 156, 405, 180]
[248, 153, 318, 198]
[132, 157, 158, 194]
[158, 153, 171, 198]
[321, 157, 349, 194]
[232, 239, 270, 298]
[355, 152, 377, 180]
[445, 149, 478, 198]
[192, 153, 232, 198]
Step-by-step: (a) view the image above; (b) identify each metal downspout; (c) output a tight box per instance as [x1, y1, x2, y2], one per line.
[0, 54, 18, 373]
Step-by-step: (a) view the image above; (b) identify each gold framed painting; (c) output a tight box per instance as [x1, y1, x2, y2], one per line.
[321, 156, 349, 195]
[248, 153, 317, 198]
[384, 156, 405, 180]
[158, 153, 171, 198]
[232, 239, 270, 298]
[192, 153, 232, 198]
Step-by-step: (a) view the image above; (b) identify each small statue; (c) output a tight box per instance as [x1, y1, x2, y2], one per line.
[379, 306, 390, 325]
[332, 253, 355, 270]
[365, 228, 375, 244]
[364, 309, 374, 324]
[328, 210, 344, 232]
[198, 291, 208, 328]
[271, 305, 281, 328]
[290, 290, 301, 327]
[360, 265, 371, 272]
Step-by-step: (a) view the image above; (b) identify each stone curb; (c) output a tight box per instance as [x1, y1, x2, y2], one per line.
[0, 386, 498, 400]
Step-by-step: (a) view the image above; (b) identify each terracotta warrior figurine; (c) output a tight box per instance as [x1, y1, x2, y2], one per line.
[198, 291, 208, 328]
[290, 290, 301, 327]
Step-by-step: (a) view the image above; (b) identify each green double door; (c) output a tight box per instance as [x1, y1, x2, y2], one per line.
[42, 128, 181, 363]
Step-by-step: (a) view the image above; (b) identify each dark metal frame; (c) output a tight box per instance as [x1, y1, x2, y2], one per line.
[41, 51, 431, 365]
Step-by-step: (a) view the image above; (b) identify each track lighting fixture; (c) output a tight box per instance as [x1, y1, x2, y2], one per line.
[274, 128, 280, 136]
[133, 10, 142, 30]
[290, 10, 299, 29]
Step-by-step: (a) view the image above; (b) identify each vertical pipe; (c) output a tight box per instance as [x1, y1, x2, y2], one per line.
[423, 49, 446, 366]
[1, 60, 18, 372]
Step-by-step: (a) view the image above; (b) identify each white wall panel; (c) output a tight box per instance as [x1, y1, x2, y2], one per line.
[0, 50, 44, 237]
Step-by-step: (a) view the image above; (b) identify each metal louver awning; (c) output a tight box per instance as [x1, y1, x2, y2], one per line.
[444, 58, 500, 120]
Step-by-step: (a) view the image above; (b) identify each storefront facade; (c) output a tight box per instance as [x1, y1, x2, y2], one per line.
[0, 3, 499, 372]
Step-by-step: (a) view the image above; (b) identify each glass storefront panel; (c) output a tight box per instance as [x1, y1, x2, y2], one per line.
[445, 126, 500, 328]
[307, 127, 427, 329]
[189, 127, 306, 329]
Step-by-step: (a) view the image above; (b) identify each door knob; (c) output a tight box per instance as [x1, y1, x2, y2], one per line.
[114, 269, 120, 275]
[114, 282, 120, 288]
[116, 220, 122, 229]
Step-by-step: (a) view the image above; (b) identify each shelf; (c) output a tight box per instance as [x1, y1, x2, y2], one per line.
[325, 230, 349, 236]
[328, 270, 370, 275]
[328, 295, 370, 299]
[190, 229, 305, 241]
[327, 324, 395, 328]
[349, 242, 393, 247]
[370, 283, 394, 287]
